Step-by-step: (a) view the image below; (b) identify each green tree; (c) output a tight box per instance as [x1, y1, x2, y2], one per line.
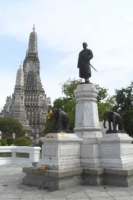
[60, 79, 82, 99]
[95, 84, 114, 121]
[0, 139, 7, 146]
[0, 117, 24, 137]
[42, 118, 54, 135]
[6, 137, 14, 146]
[113, 81, 133, 136]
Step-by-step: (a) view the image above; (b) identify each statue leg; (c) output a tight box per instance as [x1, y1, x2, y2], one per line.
[65, 122, 69, 130]
[113, 122, 117, 131]
[118, 121, 123, 130]
[58, 113, 62, 131]
[113, 116, 117, 131]
[66, 123, 69, 130]
[85, 79, 90, 83]
[53, 119, 57, 131]
[108, 121, 111, 131]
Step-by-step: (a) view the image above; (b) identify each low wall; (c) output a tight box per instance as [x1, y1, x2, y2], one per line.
[0, 146, 41, 165]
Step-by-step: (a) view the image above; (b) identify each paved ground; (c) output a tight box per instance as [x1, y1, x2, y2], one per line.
[0, 164, 133, 200]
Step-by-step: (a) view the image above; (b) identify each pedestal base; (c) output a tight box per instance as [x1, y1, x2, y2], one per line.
[80, 141, 101, 168]
[100, 133, 133, 168]
[39, 133, 82, 170]
[22, 167, 83, 191]
[23, 166, 133, 190]
[104, 167, 133, 186]
[74, 83, 103, 168]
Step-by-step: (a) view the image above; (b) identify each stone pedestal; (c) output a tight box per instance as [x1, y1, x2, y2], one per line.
[100, 133, 133, 168]
[74, 83, 103, 168]
[23, 83, 133, 189]
[39, 132, 82, 170]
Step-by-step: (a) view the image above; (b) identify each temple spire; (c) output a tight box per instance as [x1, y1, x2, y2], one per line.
[15, 66, 24, 87]
[20, 61, 22, 68]
[27, 25, 38, 56]
[33, 24, 35, 31]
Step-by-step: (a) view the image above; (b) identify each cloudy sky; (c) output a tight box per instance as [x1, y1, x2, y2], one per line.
[0, 0, 133, 109]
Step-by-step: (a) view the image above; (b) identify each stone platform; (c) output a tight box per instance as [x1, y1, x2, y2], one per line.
[3, 164, 133, 200]
[22, 166, 133, 190]
[23, 167, 84, 190]
[22, 83, 133, 191]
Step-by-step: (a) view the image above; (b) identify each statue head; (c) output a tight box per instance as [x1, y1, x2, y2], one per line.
[83, 42, 88, 49]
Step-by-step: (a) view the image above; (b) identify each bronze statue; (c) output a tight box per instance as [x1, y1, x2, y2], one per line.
[103, 111, 124, 133]
[77, 42, 93, 83]
[52, 108, 69, 132]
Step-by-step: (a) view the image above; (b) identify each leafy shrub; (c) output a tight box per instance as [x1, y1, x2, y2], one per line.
[0, 117, 24, 135]
[6, 137, 14, 146]
[43, 119, 54, 135]
[14, 137, 31, 146]
[0, 141, 1, 146]
[0, 139, 7, 146]
[23, 136, 30, 140]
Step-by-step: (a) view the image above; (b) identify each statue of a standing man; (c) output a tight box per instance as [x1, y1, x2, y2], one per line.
[77, 42, 93, 83]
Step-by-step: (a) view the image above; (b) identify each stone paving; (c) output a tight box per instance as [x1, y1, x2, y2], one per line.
[0, 164, 133, 199]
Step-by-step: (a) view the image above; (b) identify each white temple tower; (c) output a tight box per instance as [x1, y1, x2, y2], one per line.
[10, 66, 30, 131]
[2, 26, 51, 133]
[23, 25, 50, 133]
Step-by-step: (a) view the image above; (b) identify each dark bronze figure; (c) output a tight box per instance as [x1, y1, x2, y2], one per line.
[103, 111, 124, 133]
[52, 108, 69, 132]
[77, 42, 93, 83]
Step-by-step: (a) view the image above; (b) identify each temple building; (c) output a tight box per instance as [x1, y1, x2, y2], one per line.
[1, 26, 51, 134]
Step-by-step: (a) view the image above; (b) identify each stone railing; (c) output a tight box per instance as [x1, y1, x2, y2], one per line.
[0, 146, 41, 165]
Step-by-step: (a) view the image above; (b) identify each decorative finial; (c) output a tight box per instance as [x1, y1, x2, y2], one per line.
[33, 24, 35, 31]
[20, 61, 22, 68]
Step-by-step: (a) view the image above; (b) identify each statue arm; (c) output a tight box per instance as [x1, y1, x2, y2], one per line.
[77, 53, 81, 68]
[82, 50, 93, 62]
[87, 50, 93, 60]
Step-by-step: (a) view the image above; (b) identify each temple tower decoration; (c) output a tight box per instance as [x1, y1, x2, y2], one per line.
[23, 25, 50, 132]
[2, 26, 51, 133]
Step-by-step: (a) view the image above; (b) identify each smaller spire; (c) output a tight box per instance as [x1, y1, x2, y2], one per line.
[33, 24, 35, 31]
[20, 61, 22, 68]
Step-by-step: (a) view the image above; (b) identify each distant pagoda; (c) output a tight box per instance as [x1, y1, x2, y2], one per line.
[2, 26, 51, 133]
[10, 66, 30, 131]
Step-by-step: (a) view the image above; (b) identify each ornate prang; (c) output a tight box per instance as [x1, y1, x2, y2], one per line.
[1, 27, 51, 134]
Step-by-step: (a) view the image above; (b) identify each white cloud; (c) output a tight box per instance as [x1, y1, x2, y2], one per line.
[0, 0, 133, 108]
[0, 0, 132, 50]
